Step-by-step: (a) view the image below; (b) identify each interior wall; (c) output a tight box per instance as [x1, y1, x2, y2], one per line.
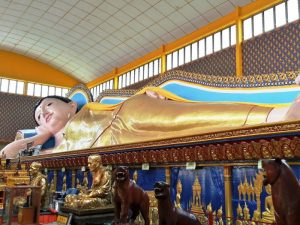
[243, 20, 300, 75]
[177, 46, 236, 76]
[0, 92, 40, 142]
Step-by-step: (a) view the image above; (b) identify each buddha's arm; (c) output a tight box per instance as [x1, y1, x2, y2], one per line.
[0, 131, 52, 158]
[40, 177, 47, 196]
[88, 175, 111, 198]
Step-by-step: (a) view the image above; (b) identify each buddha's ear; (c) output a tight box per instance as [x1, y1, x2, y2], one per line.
[69, 101, 78, 112]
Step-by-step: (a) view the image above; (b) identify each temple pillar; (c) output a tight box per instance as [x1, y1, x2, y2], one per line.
[53, 169, 58, 192]
[72, 169, 76, 188]
[224, 166, 233, 224]
[165, 167, 171, 184]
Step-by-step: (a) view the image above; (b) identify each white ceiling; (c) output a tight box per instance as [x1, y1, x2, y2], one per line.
[0, 0, 254, 83]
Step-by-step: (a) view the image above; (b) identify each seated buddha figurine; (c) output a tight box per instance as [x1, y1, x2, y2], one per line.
[261, 184, 275, 223]
[216, 206, 224, 225]
[243, 203, 250, 225]
[251, 210, 261, 225]
[29, 162, 47, 209]
[236, 203, 244, 225]
[64, 154, 112, 209]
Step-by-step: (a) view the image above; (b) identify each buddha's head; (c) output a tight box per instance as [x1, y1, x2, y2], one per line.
[88, 155, 102, 172]
[34, 96, 77, 135]
[30, 161, 42, 176]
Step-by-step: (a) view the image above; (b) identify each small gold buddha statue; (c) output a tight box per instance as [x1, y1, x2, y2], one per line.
[62, 175, 67, 192]
[29, 162, 48, 209]
[261, 184, 275, 223]
[64, 155, 112, 209]
[133, 170, 138, 183]
[174, 179, 182, 208]
[243, 203, 250, 225]
[236, 203, 244, 225]
[216, 206, 224, 225]
[251, 210, 261, 225]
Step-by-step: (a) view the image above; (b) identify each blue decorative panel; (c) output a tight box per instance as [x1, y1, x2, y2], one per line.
[232, 166, 262, 219]
[56, 170, 65, 192]
[47, 170, 54, 184]
[171, 167, 224, 212]
[292, 165, 300, 180]
[129, 168, 166, 191]
[76, 169, 84, 184]
[65, 169, 72, 189]
[88, 171, 92, 189]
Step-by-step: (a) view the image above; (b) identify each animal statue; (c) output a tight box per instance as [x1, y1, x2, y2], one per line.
[113, 166, 150, 225]
[154, 181, 201, 225]
[262, 158, 300, 225]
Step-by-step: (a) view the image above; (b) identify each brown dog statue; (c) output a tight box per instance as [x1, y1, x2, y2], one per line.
[113, 166, 150, 225]
[262, 158, 300, 225]
[154, 181, 201, 225]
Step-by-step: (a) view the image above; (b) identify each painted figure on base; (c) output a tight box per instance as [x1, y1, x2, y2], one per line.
[261, 158, 300, 225]
[113, 166, 150, 225]
[154, 181, 201, 225]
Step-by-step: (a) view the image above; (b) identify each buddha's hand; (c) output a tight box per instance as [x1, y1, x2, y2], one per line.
[295, 74, 300, 85]
[284, 95, 300, 121]
[146, 90, 167, 100]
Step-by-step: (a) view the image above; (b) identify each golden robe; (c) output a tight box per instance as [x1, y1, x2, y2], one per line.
[55, 88, 273, 152]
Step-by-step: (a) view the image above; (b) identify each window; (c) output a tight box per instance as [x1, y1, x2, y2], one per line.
[198, 39, 205, 57]
[149, 61, 154, 77]
[206, 35, 213, 55]
[275, 2, 287, 27]
[243, 18, 252, 40]
[172, 51, 178, 68]
[8, 80, 16, 93]
[213, 32, 221, 52]
[222, 28, 230, 48]
[166, 54, 172, 70]
[1, 79, 9, 92]
[264, 8, 275, 32]
[191, 42, 198, 60]
[178, 48, 184, 66]
[27, 83, 34, 96]
[230, 25, 236, 45]
[253, 13, 263, 36]
[16, 81, 24, 94]
[184, 45, 191, 63]
[41, 85, 48, 97]
[287, 0, 299, 22]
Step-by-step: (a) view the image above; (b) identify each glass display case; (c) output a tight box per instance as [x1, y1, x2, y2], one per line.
[2, 185, 41, 225]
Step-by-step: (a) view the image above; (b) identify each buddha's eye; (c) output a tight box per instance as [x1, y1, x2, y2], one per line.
[47, 103, 52, 106]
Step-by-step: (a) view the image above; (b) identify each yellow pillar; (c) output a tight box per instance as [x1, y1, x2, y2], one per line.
[224, 166, 233, 224]
[113, 68, 118, 90]
[165, 167, 171, 184]
[72, 169, 76, 188]
[53, 169, 58, 192]
[160, 45, 166, 74]
[235, 7, 243, 77]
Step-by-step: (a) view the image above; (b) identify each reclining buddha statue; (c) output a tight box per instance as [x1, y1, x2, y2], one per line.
[2, 80, 300, 158]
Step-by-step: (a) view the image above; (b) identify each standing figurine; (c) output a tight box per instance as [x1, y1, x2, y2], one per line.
[113, 166, 150, 225]
[262, 159, 300, 225]
[154, 181, 201, 225]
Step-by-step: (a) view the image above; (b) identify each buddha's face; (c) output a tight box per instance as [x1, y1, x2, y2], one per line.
[35, 98, 76, 135]
[88, 157, 99, 171]
[29, 165, 39, 176]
